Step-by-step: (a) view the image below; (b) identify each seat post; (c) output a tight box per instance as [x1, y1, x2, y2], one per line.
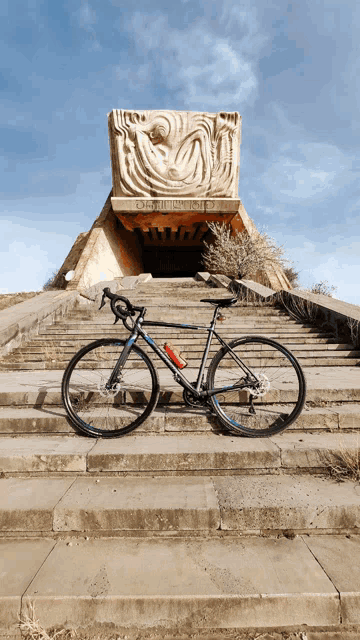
[210, 305, 219, 330]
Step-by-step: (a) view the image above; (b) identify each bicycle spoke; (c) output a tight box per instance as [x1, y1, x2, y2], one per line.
[62, 339, 159, 438]
[207, 337, 306, 437]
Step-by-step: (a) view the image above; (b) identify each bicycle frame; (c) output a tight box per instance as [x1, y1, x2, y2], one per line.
[107, 305, 258, 398]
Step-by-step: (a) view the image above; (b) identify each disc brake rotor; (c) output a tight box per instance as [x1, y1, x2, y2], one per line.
[242, 373, 270, 397]
[97, 380, 121, 398]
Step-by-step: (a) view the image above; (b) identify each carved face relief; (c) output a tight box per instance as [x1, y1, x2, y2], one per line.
[109, 109, 241, 198]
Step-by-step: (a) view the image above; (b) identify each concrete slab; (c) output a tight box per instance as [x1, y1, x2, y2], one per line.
[305, 535, 360, 624]
[53, 476, 219, 531]
[0, 371, 63, 406]
[0, 406, 73, 434]
[23, 536, 339, 630]
[214, 474, 360, 531]
[337, 404, 360, 429]
[0, 366, 360, 404]
[137, 273, 152, 283]
[164, 407, 216, 432]
[0, 436, 95, 472]
[0, 477, 73, 530]
[0, 538, 55, 634]
[121, 276, 139, 290]
[88, 434, 280, 472]
[270, 432, 360, 469]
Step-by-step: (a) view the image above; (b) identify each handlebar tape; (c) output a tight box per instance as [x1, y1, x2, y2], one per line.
[102, 288, 144, 320]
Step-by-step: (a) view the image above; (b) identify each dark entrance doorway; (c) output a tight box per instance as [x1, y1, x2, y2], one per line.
[142, 246, 204, 277]
[136, 225, 210, 277]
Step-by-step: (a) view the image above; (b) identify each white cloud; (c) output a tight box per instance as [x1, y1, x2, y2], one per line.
[74, 1, 101, 52]
[129, 11, 264, 110]
[262, 141, 357, 203]
[0, 220, 74, 292]
[280, 235, 360, 305]
[78, 2, 96, 28]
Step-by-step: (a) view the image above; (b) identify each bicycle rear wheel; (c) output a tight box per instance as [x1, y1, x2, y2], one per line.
[62, 339, 159, 438]
[207, 336, 306, 437]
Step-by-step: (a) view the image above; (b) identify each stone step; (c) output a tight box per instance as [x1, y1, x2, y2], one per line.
[0, 432, 359, 475]
[5, 345, 358, 359]
[53, 317, 301, 328]
[0, 403, 359, 435]
[25, 335, 345, 346]
[2, 472, 360, 536]
[0, 367, 359, 405]
[1, 356, 358, 370]
[15, 342, 356, 353]
[33, 331, 336, 343]
[70, 306, 289, 316]
[3, 534, 358, 636]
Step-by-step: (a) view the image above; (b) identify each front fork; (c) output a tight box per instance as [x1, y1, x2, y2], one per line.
[106, 333, 138, 389]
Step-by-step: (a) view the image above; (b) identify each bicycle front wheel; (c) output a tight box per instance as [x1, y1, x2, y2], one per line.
[207, 336, 306, 437]
[62, 339, 159, 438]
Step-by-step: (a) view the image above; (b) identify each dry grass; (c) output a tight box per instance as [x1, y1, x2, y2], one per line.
[320, 436, 360, 482]
[18, 602, 314, 640]
[276, 291, 319, 324]
[19, 602, 75, 640]
[347, 317, 360, 348]
[0, 292, 41, 312]
[2, 340, 64, 366]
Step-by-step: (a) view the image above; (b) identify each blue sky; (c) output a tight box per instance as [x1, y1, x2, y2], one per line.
[1, 0, 359, 303]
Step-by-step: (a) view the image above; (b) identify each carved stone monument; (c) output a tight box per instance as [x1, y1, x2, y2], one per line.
[54, 109, 290, 290]
[109, 109, 240, 198]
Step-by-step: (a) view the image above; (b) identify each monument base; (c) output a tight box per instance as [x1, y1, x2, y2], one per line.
[53, 193, 290, 291]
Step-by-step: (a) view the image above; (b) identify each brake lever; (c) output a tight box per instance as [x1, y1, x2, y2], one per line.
[99, 292, 106, 311]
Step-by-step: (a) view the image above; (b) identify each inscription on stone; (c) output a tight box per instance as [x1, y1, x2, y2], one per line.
[135, 200, 215, 210]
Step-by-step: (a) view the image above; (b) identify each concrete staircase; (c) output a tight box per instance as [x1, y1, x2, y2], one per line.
[1, 277, 360, 639]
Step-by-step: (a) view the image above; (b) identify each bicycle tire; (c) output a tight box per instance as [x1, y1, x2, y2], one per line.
[207, 336, 306, 437]
[62, 338, 160, 438]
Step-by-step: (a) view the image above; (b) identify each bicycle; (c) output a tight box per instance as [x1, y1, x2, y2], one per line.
[61, 288, 306, 439]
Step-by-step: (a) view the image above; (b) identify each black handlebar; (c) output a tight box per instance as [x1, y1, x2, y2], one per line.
[99, 288, 145, 330]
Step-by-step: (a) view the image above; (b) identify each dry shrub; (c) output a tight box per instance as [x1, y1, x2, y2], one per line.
[347, 317, 360, 348]
[19, 602, 74, 640]
[202, 222, 289, 281]
[319, 437, 360, 483]
[283, 266, 300, 288]
[276, 291, 319, 324]
[43, 270, 61, 291]
[310, 280, 337, 297]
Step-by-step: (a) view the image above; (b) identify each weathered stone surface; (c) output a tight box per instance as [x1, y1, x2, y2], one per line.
[271, 432, 360, 469]
[276, 288, 360, 347]
[0, 436, 95, 472]
[215, 474, 360, 531]
[233, 279, 276, 301]
[0, 290, 79, 357]
[0, 538, 55, 633]
[209, 274, 231, 288]
[108, 110, 241, 199]
[23, 536, 338, 630]
[88, 434, 280, 472]
[53, 476, 220, 531]
[195, 272, 211, 282]
[0, 477, 73, 531]
[137, 273, 152, 283]
[305, 535, 360, 624]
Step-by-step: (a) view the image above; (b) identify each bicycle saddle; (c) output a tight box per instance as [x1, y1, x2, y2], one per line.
[200, 297, 238, 307]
